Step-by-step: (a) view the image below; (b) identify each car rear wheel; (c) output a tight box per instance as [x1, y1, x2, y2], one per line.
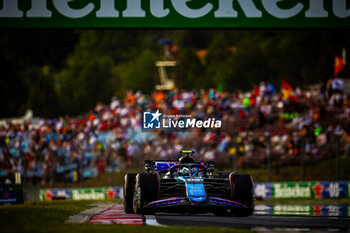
[231, 174, 254, 217]
[133, 173, 159, 214]
[123, 173, 137, 214]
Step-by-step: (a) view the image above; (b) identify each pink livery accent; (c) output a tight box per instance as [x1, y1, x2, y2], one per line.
[211, 197, 244, 207]
[229, 171, 238, 200]
[148, 197, 183, 205]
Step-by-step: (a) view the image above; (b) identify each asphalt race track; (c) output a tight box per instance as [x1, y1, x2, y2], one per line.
[152, 214, 350, 230]
[89, 204, 350, 231]
[151, 204, 350, 231]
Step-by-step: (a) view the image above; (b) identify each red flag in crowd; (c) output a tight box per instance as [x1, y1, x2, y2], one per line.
[334, 56, 344, 76]
[281, 79, 293, 90]
[281, 79, 298, 102]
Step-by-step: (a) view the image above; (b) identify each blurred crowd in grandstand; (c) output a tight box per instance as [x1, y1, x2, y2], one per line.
[0, 77, 349, 184]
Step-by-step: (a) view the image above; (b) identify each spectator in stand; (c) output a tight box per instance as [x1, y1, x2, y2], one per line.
[330, 76, 344, 108]
[0, 80, 349, 184]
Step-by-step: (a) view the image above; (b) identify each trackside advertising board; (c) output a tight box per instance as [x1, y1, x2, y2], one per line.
[39, 182, 349, 201]
[39, 187, 123, 201]
[254, 181, 350, 200]
[255, 204, 350, 217]
[0, 184, 24, 205]
[0, 0, 349, 28]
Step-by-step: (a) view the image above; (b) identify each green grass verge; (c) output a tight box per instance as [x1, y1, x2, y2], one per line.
[0, 200, 254, 233]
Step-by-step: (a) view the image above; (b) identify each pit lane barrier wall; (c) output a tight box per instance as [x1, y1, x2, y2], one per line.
[36, 181, 349, 201]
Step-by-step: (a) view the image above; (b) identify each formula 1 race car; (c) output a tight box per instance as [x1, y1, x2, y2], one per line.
[123, 151, 254, 216]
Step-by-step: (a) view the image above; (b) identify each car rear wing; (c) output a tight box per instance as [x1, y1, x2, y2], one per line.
[145, 160, 215, 173]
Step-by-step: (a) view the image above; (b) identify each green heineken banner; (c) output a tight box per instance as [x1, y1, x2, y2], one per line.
[39, 187, 123, 201]
[0, 0, 349, 28]
[254, 181, 350, 200]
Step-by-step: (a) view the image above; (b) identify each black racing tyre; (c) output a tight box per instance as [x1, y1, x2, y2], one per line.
[213, 209, 231, 216]
[231, 174, 254, 217]
[123, 173, 137, 214]
[133, 173, 159, 214]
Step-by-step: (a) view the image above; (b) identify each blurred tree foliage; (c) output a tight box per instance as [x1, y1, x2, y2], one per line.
[178, 47, 204, 89]
[1, 30, 349, 117]
[112, 49, 157, 99]
[0, 30, 77, 118]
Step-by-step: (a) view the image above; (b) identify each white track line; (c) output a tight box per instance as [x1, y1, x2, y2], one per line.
[144, 215, 164, 227]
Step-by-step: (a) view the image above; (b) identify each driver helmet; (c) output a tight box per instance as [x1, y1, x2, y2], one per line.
[181, 167, 190, 176]
[191, 167, 199, 176]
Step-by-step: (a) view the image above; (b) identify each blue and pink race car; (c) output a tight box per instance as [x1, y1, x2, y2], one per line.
[123, 151, 254, 216]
